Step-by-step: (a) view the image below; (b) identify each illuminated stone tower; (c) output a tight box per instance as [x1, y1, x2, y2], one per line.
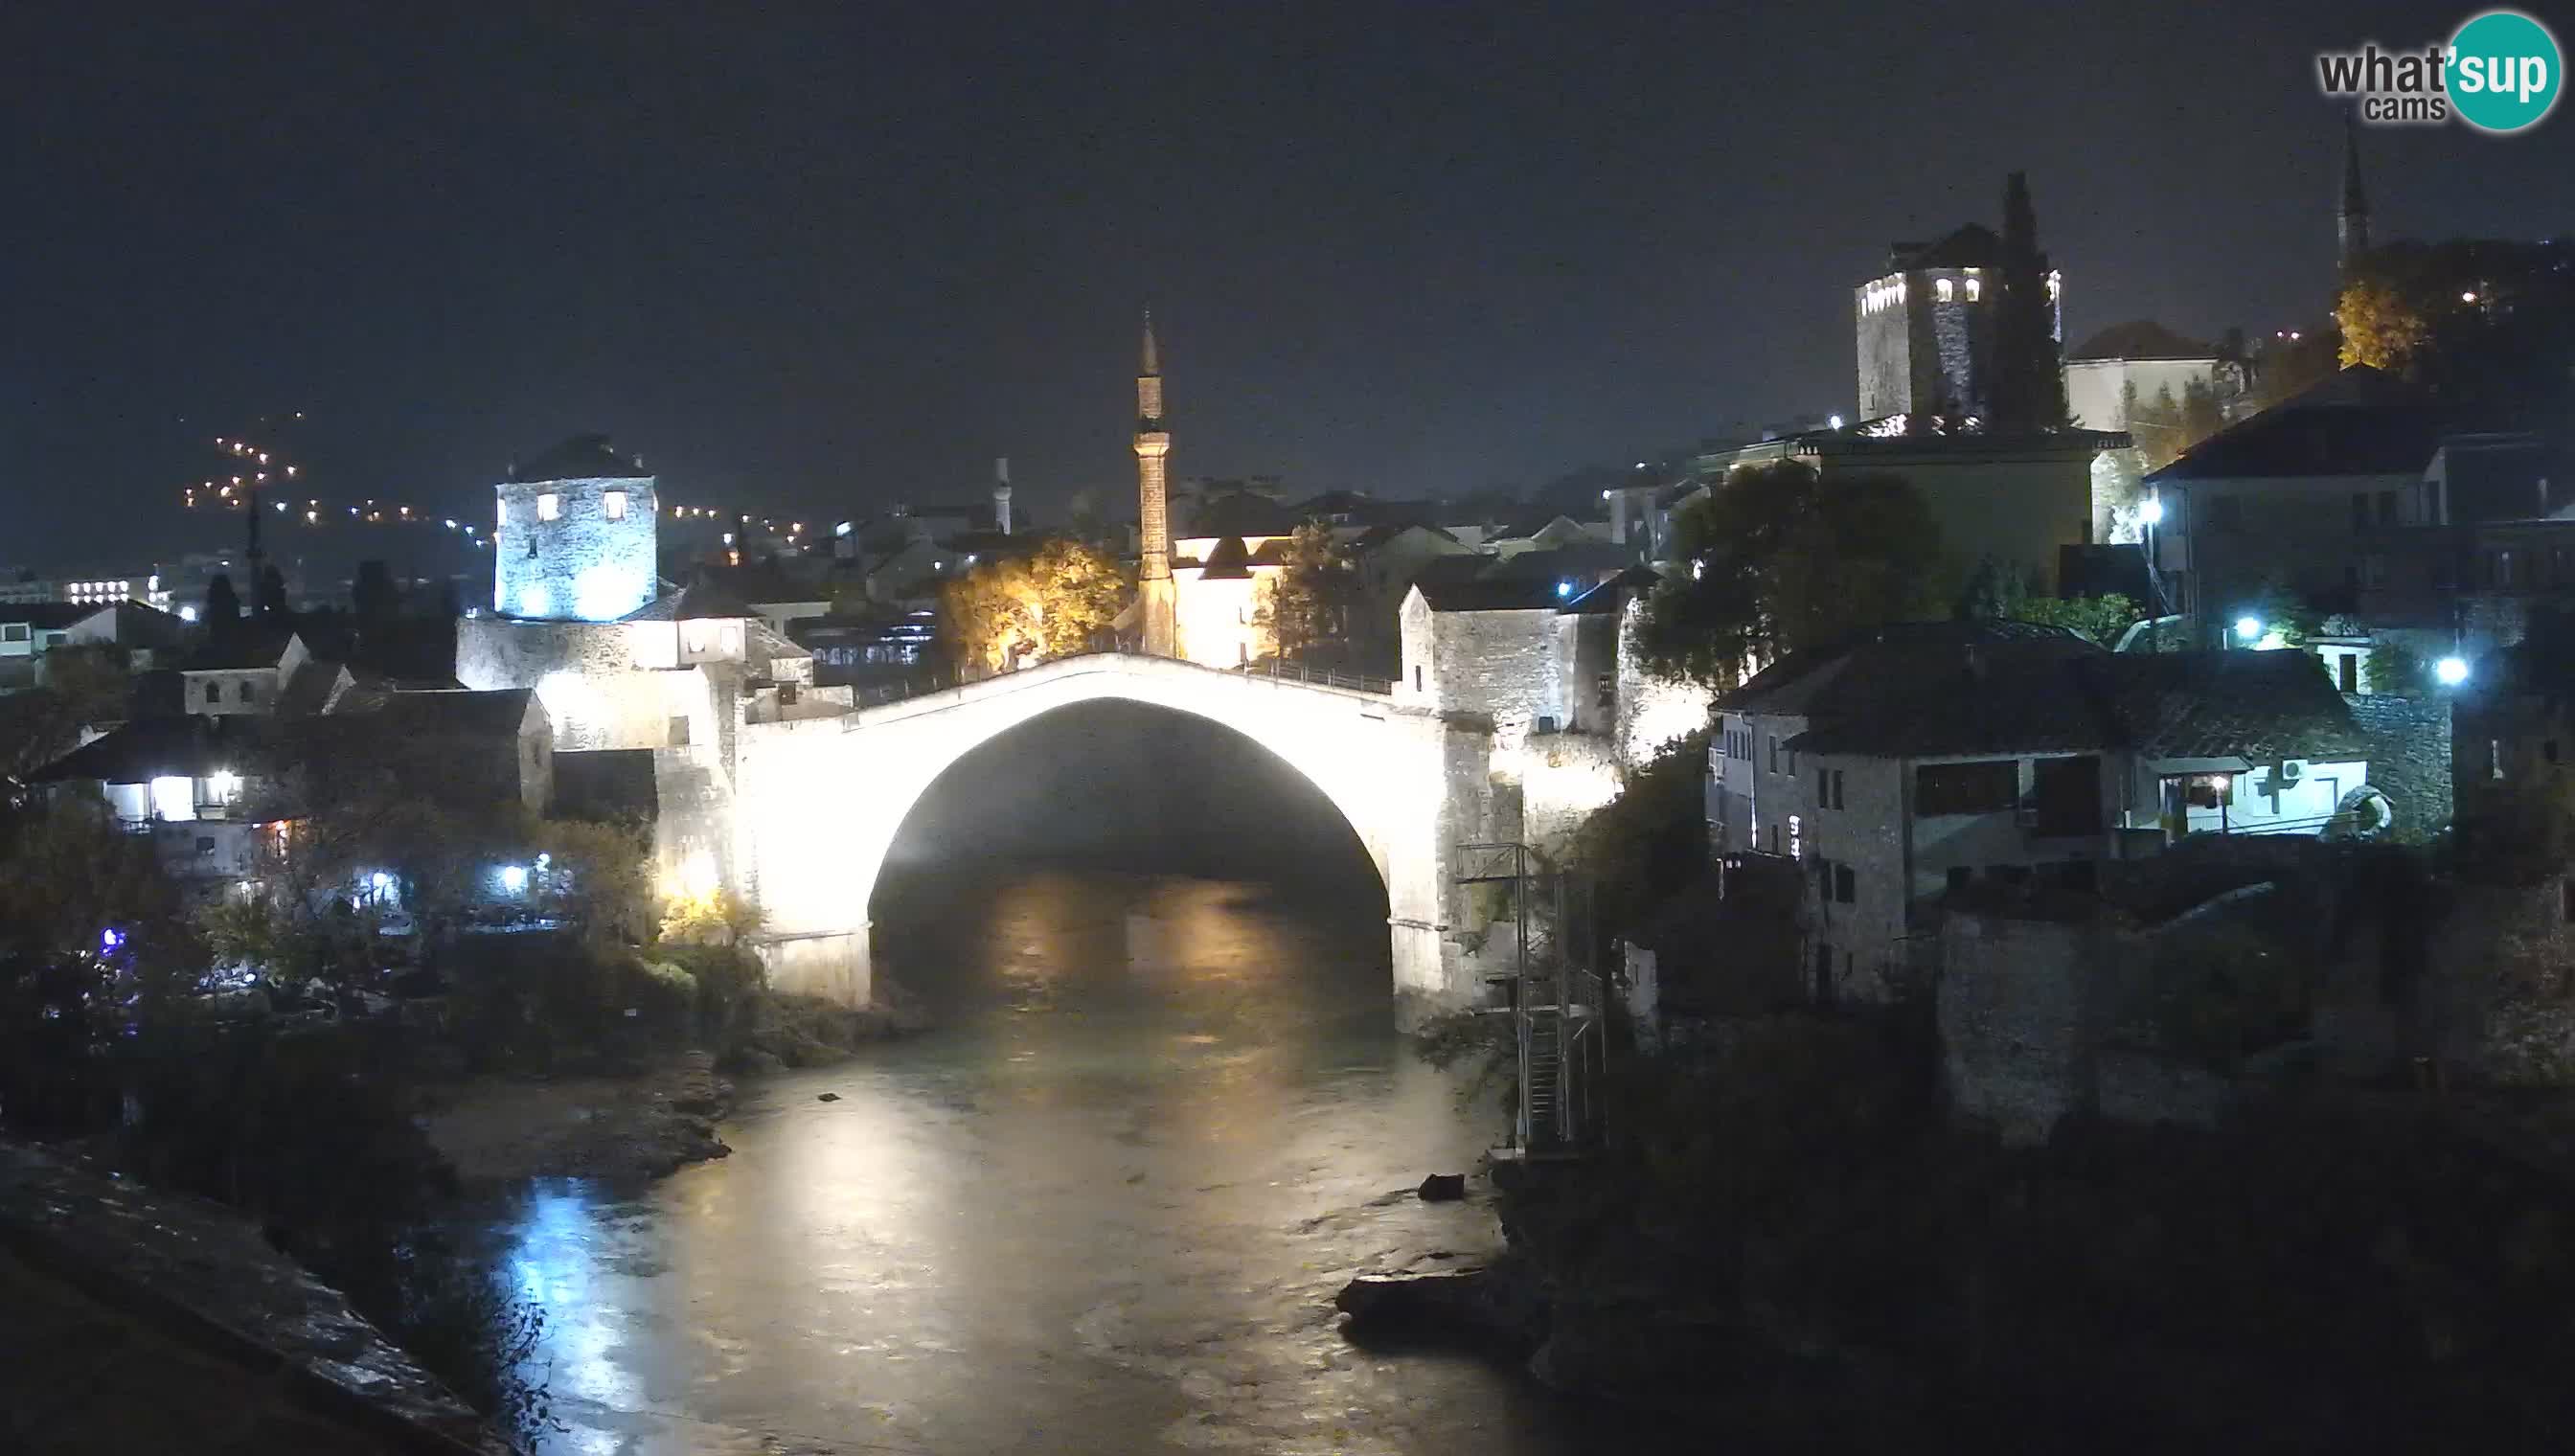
[2337, 114, 2371, 266]
[1133, 310, 1177, 657]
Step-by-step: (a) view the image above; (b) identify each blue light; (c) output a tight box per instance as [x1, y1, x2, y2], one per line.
[100, 927, 124, 954]
[1556, 580, 1574, 599]
[499, 864, 529, 894]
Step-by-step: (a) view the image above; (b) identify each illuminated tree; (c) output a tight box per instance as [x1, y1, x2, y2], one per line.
[1637, 462, 1944, 688]
[941, 537, 1128, 673]
[2336, 279, 2432, 372]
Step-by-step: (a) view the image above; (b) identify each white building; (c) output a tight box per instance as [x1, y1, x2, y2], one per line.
[2062, 321, 2234, 434]
[1716, 625, 2372, 1003]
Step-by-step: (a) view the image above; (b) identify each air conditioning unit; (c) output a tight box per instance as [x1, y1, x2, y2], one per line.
[2276, 760, 2303, 785]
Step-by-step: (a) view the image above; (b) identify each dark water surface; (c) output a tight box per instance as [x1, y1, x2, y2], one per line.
[494, 868, 1645, 1454]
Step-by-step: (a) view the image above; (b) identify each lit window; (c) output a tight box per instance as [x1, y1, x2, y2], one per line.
[1936, 278, 1954, 303]
[1966, 277, 1982, 302]
[537, 493, 562, 522]
[604, 490, 628, 521]
[497, 498, 509, 528]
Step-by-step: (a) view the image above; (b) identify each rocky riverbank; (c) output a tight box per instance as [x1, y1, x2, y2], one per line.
[420, 1050, 736, 1188]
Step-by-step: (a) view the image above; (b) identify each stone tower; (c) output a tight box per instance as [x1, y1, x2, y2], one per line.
[493, 433, 658, 622]
[993, 456, 1014, 536]
[1133, 310, 1177, 656]
[2337, 114, 2372, 266]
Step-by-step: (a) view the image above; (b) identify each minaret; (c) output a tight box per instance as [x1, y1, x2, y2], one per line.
[2338, 114, 2371, 267]
[1133, 309, 1177, 657]
[992, 456, 1014, 536]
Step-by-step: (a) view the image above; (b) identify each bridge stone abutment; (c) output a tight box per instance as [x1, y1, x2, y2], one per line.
[731, 654, 1507, 1025]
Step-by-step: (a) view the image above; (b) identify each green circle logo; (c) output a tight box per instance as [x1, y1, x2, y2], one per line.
[2448, 10, 2562, 132]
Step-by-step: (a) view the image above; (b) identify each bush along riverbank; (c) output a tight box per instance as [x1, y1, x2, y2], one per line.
[1365, 1008, 2575, 1447]
[9, 932, 922, 1450]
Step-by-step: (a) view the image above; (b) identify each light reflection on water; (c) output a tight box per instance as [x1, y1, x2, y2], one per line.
[486, 870, 1643, 1455]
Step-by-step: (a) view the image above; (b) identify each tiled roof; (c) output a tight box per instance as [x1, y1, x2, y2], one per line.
[1415, 578, 1563, 612]
[180, 628, 298, 672]
[0, 603, 93, 630]
[1196, 535, 1255, 580]
[1561, 566, 1661, 615]
[1784, 646, 2367, 763]
[331, 688, 537, 739]
[2144, 366, 2449, 483]
[2067, 320, 2218, 362]
[32, 715, 267, 784]
[1721, 620, 2094, 717]
[511, 433, 649, 483]
[1888, 223, 2002, 271]
[621, 584, 759, 622]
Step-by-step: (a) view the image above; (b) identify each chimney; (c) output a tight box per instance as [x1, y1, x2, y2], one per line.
[993, 456, 1014, 536]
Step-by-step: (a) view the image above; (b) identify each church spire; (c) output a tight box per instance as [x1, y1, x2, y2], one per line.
[2338, 113, 2371, 265]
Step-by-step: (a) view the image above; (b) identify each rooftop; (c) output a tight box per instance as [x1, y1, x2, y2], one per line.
[2067, 320, 2220, 363]
[2144, 365, 2450, 484]
[509, 433, 649, 484]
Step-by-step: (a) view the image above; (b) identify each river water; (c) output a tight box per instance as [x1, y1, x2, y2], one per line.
[492, 867, 1634, 1455]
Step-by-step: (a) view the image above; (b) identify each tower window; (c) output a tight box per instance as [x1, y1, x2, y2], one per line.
[497, 498, 509, 528]
[1935, 278, 1954, 303]
[1966, 277, 1982, 302]
[604, 490, 628, 521]
[537, 493, 562, 522]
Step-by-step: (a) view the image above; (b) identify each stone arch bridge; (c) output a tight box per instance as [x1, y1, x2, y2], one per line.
[722, 652, 1625, 1023]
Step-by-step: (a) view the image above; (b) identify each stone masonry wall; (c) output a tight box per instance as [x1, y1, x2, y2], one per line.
[2344, 692, 2452, 836]
[494, 474, 658, 621]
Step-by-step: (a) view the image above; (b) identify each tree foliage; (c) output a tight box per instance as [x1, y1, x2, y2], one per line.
[2125, 377, 2227, 473]
[2363, 640, 2427, 695]
[940, 537, 1128, 673]
[1253, 521, 1351, 665]
[1987, 171, 2069, 433]
[1636, 462, 1945, 688]
[2336, 279, 2434, 373]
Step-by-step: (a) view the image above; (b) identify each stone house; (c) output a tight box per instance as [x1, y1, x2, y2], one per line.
[1717, 625, 2372, 1003]
[174, 630, 354, 718]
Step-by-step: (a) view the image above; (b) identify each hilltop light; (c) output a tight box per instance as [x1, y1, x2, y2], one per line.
[2436, 655, 2470, 686]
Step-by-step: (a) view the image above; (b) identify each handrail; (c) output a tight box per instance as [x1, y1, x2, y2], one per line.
[838, 648, 1396, 711]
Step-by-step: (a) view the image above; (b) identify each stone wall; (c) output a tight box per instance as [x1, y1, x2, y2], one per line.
[493, 474, 658, 621]
[1938, 911, 2115, 1146]
[2343, 692, 2452, 836]
[2425, 878, 2575, 1084]
[1421, 606, 1562, 745]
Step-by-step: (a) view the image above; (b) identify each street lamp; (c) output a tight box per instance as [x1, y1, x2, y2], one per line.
[2234, 616, 2264, 643]
[2138, 496, 2165, 526]
[2435, 655, 2470, 686]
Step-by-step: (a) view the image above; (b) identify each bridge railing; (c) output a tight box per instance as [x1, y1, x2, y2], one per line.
[837, 648, 1394, 710]
[1228, 659, 1395, 695]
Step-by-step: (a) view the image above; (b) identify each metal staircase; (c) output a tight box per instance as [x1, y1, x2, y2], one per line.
[1457, 842, 1605, 1159]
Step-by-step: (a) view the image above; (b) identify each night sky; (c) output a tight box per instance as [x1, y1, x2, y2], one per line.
[9, 1, 2571, 565]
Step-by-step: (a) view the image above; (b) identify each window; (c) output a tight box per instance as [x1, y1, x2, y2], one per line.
[536, 492, 562, 522]
[1817, 767, 1829, 805]
[0, 623, 25, 643]
[604, 489, 628, 521]
[194, 836, 216, 856]
[2337, 652, 2359, 694]
[2378, 490, 2399, 525]
[1936, 278, 1954, 303]
[2027, 756, 2102, 836]
[498, 498, 510, 529]
[1831, 769, 1845, 809]
[1914, 760, 2019, 816]
[1965, 277, 1982, 302]
[2351, 492, 2370, 531]
[2493, 739, 2506, 781]
[1834, 863, 1856, 904]
[669, 715, 692, 746]
[1596, 672, 1614, 710]
[205, 680, 223, 704]
[1414, 666, 1424, 692]
[239, 681, 258, 704]
[1767, 737, 1779, 773]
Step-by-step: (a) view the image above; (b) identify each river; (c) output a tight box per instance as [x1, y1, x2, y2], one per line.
[490, 866, 1648, 1454]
